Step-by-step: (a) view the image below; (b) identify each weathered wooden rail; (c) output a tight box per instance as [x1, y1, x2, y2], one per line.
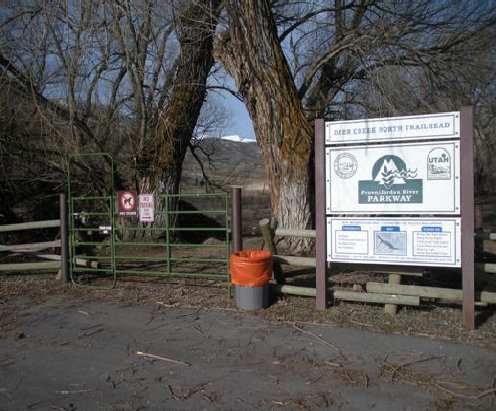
[0, 220, 61, 232]
[260, 219, 496, 311]
[0, 220, 61, 272]
[0, 219, 98, 273]
[0, 194, 70, 280]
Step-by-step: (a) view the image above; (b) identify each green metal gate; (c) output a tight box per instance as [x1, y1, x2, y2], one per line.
[68, 153, 231, 289]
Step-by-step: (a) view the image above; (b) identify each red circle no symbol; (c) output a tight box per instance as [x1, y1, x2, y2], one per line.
[120, 191, 136, 211]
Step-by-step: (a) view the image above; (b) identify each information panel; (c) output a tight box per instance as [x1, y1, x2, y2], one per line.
[326, 141, 460, 214]
[327, 217, 461, 267]
[325, 111, 459, 145]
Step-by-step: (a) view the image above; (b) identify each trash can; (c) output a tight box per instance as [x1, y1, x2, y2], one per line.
[230, 250, 272, 310]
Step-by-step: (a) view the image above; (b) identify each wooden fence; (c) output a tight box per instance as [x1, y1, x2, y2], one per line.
[0, 194, 69, 281]
[259, 218, 496, 312]
[0, 220, 62, 272]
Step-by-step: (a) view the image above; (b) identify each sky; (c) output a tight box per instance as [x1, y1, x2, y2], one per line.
[217, 91, 256, 141]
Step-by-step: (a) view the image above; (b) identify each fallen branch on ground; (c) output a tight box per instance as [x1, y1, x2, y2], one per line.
[136, 351, 191, 366]
[292, 323, 347, 360]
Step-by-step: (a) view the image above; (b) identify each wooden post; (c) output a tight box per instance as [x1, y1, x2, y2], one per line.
[259, 218, 276, 254]
[384, 273, 401, 315]
[474, 204, 483, 230]
[460, 106, 475, 329]
[59, 193, 69, 283]
[315, 119, 328, 309]
[259, 218, 284, 284]
[230, 186, 242, 253]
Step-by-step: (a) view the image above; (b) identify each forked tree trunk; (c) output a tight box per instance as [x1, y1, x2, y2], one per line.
[214, 0, 313, 252]
[134, 0, 220, 235]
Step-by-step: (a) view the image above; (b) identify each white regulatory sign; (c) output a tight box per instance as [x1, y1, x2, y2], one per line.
[325, 111, 460, 145]
[327, 217, 461, 267]
[139, 194, 154, 222]
[326, 141, 460, 215]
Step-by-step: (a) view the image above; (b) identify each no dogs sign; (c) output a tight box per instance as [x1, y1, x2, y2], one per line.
[117, 190, 137, 216]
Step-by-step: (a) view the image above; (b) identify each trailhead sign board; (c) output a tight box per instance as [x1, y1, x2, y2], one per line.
[315, 108, 474, 327]
[324, 111, 461, 268]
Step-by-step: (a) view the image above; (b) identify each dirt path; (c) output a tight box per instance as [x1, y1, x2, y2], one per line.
[1, 293, 495, 410]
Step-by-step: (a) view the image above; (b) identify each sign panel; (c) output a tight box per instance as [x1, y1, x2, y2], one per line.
[326, 141, 460, 214]
[117, 190, 137, 216]
[327, 217, 461, 267]
[139, 194, 155, 222]
[325, 111, 459, 145]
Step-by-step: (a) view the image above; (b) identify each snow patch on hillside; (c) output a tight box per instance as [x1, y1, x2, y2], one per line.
[201, 134, 255, 143]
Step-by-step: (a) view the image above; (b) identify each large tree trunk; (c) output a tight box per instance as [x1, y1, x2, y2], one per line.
[134, 0, 221, 232]
[214, 0, 313, 252]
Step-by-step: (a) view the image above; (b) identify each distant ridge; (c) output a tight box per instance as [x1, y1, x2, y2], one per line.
[183, 133, 265, 187]
[202, 134, 255, 143]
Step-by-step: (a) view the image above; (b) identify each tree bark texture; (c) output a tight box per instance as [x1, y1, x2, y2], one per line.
[122, 0, 220, 236]
[132, 0, 220, 228]
[214, 0, 313, 248]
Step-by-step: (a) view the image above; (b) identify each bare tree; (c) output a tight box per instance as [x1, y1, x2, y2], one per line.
[214, 0, 496, 251]
[0, 0, 221, 222]
[215, 0, 313, 250]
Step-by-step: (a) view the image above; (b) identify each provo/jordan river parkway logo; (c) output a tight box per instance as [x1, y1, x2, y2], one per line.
[358, 155, 422, 204]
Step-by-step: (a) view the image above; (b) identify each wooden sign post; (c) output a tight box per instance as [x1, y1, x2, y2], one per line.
[315, 108, 475, 328]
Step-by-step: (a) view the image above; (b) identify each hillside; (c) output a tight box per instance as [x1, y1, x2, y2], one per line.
[181, 137, 267, 190]
[181, 137, 270, 235]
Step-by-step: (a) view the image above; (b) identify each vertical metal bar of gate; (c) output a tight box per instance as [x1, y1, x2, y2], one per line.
[67, 153, 116, 288]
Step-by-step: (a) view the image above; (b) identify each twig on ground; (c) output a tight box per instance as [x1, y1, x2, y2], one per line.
[324, 361, 342, 368]
[351, 320, 373, 327]
[176, 309, 201, 319]
[292, 323, 347, 360]
[55, 389, 92, 395]
[136, 351, 191, 366]
[434, 383, 496, 400]
[79, 323, 103, 331]
[78, 327, 104, 339]
[167, 384, 206, 400]
[167, 385, 181, 400]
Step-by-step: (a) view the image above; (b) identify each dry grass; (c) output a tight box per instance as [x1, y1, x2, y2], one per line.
[379, 353, 496, 402]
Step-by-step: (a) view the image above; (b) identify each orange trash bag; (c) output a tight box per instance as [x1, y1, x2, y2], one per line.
[230, 250, 273, 287]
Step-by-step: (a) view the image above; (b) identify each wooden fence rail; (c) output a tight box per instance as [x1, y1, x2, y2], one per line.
[0, 220, 60, 232]
[261, 219, 496, 310]
[0, 240, 61, 252]
[475, 232, 496, 240]
[0, 220, 62, 274]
